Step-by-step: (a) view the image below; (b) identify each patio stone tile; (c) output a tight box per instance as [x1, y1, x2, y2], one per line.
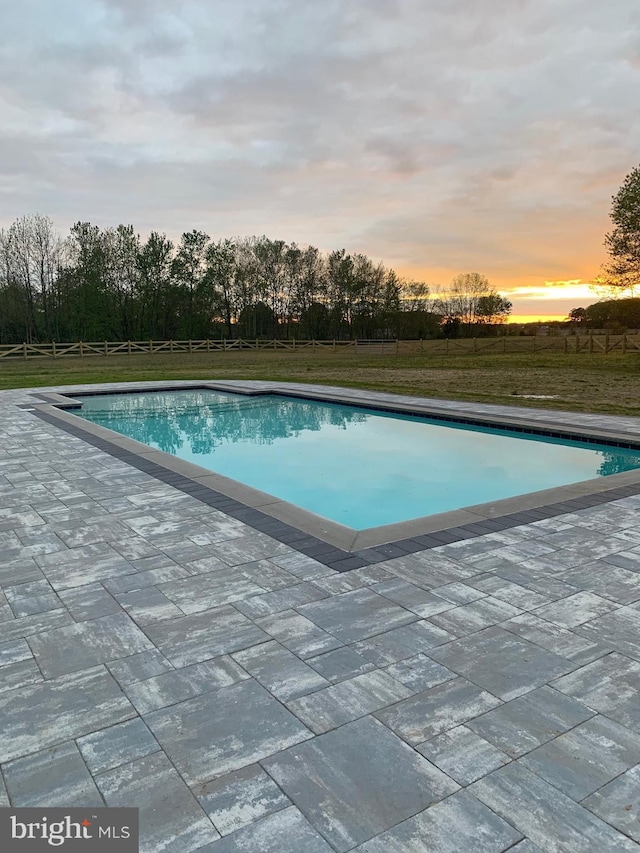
[36, 543, 137, 590]
[197, 763, 291, 836]
[54, 518, 132, 548]
[143, 605, 268, 667]
[311, 572, 368, 595]
[77, 717, 160, 775]
[29, 611, 154, 678]
[416, 726, 511, 785]
[374, 676, 501, 744]
[115, 587, 184, 625]
[5, 579, 61, 617]
[495, 563, 580, 599]
[471, 762, 639, 852]
[491, 541, 556, 561]
[58, 582, 122, 621]
[351, 621, 455, 666]
[0, 638, 32, 667]
[144, 679, 312, 784]
[348, 564, 397, 585]
[207, 535, 292, 565]
[583, 764, 640, 843]
[298, 588, 417, 643]
[0, 773, 7, 807]
[110, 535, 164, 560]
[467, 686, 595, 758]
[428, 581, 488, 604]
[158, 569, 265, 614]
[0, 558, 44, 587]
[501, 613, 608, 667]
[353, 789, 522, 852]
[306, 647, 376, 683]
[380, 553, 475, 588]
[255, 610, 342, 658]
[552, 653, 640, 731]
[262, 716, 459, 853]
[236, 559, 298, 591]
[469, 576, 553, 610]
[96, 752, 220, 853]
[429, 597, 522, 636]
[103, 563, 192, 594]
[269, 552, 333, 580]
[557, 562, 640, 604]
[0, 666, 135, 763]
[507, 842, 545, 853]
[0, 658, 43, 691]
[125, 657, 249, 714]
[384, 654, 457, 692]
[233, 582, 328, 619]
[429, 627, 575, 701]
[520, 715, 640, 801]
[577, 604, 640, 661]
[3, 741, 104, 807]
[233, 641, 328, 702]
[106, 649, 174, 688]
[534, 592, 620, 628]
[371, 578, 457, 617]
[604, 550, 640, 572]
[0, 608, 74, 642]
[286, 670, 413, 734]
[203, 806, 333, 853]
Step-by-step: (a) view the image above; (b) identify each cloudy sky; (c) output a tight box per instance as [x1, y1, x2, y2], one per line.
[2, 0, 639, 320]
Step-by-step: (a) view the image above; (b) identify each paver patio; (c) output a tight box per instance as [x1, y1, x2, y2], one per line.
[1, 379, 640, 851]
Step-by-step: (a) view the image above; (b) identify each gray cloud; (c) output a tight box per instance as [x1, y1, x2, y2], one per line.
[1, 0, 639, 312]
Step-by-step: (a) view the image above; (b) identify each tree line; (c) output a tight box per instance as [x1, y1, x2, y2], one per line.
[0, 216, 511, 344]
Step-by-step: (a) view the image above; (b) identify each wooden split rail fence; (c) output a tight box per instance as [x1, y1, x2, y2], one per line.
[1, 335, 640, 360]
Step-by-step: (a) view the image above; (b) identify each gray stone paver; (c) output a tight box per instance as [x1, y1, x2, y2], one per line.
[519, 714, 640, 801]
[2, 380, 640, 852]
[197, 763, 291, 836]
[3, 741, 104, 807]
[263, 716, 459, 852]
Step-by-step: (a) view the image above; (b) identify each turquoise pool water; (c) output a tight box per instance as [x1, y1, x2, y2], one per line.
[74, 389, 640, 529]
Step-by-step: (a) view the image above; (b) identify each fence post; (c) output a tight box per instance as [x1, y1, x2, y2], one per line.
[170, 339, 173, 353]
[79, 341, 84, 358]
[127, 340, 131, 354]
[206, 339, 210, 352]
[623, 334, 627, 354]
[532, 336, 536, 352]
[188, 340, 192, 353]
[333, 339, 336, 350]
[104, 340, 108, 356]
[23, 342, 27, 360]
[52, 341, 56, 359]
[420, 338, 423, 353]
[149, 340, 153, 353]
[589, 334, 593, 354]
[605, 334, 609, 355]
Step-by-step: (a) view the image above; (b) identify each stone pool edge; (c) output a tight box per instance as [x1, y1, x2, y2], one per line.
[28, 380, 640, 572]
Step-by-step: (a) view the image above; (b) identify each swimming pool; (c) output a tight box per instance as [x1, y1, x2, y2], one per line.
[73, 388, 640, 530]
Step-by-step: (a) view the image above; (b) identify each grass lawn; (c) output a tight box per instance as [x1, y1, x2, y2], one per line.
[1, 349, 640, 415]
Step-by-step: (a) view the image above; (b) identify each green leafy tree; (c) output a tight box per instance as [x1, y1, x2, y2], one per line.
[601, 164, 640, 292]
[476, 293, 512, 324]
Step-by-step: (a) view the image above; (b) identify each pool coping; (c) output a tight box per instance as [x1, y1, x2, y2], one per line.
[29, 380, 640, 572]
